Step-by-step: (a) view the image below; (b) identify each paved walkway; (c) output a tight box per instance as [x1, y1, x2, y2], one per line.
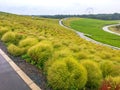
[103, 24, 120, 36]
[0, 49, 41, 90]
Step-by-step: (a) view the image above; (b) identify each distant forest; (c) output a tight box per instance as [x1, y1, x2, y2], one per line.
[0, 11, 120, 20]
[39, 13, 120, 20]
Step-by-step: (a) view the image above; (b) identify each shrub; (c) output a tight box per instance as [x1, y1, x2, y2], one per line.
[7, 44, 25, 56]
[100, 61, 115, 78]
[0, 27, 9, 38]
[47, 58, 87, 90]
[74, 52, 88, 60]
[81, 60, 103, 89]
[53, 41, 62, 49]
[1, 31, 16, 43]
[69, 44, 81, 52]
[111, 65, 120, 77]
[38, 36, 46, 41]
[53, 49, 71, 60]
[106, 76, 120, 88]
[100, 76, 120, 90]
[99, 51, 112, 59]
[1, 31, 23, 44]
[19, 37, 39, 48]
[15, 33, 23, 42]
[27, 40, 53, 69]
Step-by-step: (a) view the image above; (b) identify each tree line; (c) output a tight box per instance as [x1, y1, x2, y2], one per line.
[38, 13, 120, 20]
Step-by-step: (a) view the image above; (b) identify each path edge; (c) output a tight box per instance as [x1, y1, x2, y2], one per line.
[0, 49, 41, 90]
[103, 24, 120, 36]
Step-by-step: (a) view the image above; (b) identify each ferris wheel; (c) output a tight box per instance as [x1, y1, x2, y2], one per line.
[85, 7, 94, 14]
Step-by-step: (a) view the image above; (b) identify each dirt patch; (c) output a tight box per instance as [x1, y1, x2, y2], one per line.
[109, 27, 120, 34]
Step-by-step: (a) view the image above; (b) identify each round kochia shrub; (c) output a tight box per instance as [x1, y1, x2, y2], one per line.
[101, 76, 120, 90]
[27, 40, 53, 69]
[1, 31, 23, 44]
[0, 27, 9, 38]
[7, 44, 25, 56]
[47, 58, 87, 90]
[100, 60, 119, 77]
[1, 31, 15, 43]
[81, 60, 103, 89]
[19, 37, 39, 47]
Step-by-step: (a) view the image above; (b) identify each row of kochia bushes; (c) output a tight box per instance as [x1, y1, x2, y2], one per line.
[1, 30, 120, 90]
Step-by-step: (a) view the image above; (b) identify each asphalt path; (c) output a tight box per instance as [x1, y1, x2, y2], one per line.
[0, 54, 31, 90]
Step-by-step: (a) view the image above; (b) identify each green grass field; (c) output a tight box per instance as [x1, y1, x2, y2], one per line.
[1, 13, 120, 90]
[63, 18, 120, 47]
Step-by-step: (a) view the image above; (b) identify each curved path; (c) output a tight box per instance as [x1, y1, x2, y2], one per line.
[59, 18, 120, 50]
[103, 24, 120, 36]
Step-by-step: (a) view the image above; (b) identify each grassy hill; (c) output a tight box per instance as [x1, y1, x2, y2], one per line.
[1, 13, 120, 89]
[63, 18, 120, 47]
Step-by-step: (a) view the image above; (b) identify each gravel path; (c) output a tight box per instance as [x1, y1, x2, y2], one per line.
[59, 18, 120, 50]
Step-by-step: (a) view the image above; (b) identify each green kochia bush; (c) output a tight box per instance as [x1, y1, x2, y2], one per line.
[19, 37, 39, 52]
[7, 44, 25, 56]
[81, 60, 103, 89]
[47, 58, 87, 90]
[1, 31, 23, 44]
[0, 27, 9, 38]
[100, 60, 120, 78]
[27, 40, 53, 69]
[1, 31, 15, 43]
[19, 37, 39, 47]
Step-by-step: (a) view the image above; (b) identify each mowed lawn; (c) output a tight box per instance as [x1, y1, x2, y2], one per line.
[63, 18, 120, 47]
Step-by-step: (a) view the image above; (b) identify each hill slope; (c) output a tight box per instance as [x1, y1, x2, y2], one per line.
[63, 18, 120, 47]
[1, 13, 120, 89]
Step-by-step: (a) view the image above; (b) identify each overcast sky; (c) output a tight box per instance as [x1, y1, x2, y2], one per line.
[0, 0, 119, 15]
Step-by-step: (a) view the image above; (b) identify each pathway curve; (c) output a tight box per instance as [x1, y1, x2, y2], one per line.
[59, 18, 120, 50]
[103, 24, 120, 36]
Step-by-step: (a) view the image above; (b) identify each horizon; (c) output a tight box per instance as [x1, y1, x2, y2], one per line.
[0, 11, 120, 16]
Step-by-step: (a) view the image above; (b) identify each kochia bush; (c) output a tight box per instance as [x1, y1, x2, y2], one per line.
[7, 44, 25, 56]
[81, 60, 103, 89]
[1, 31, 16, 43]
[27, 40, 53, 69]
[100, 60, 120, 77]
[0, 27, 9, 38]
[47, 58, 87, 90]
[1, 31, 23, 44]
[100, 76, 120, 90]
[19, 37, 39, 47]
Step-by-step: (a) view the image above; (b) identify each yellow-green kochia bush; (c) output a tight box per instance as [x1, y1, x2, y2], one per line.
[81, 60, 103, 89]
[0, 27, 9, 38]
[27, 40, 53, 69]
[19, 37, 39, 52]
[47, 58, 87, 90]
[104, 76, 120, 90]
[1, 31, 16, 43]
[1, 31, 23, 44]
[7, 44, 25, 56]
[19, 37, 39, 47]
[100, 60, 120, 78]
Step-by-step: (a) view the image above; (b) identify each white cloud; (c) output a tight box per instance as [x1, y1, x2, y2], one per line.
[0, 0, 119, 15]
